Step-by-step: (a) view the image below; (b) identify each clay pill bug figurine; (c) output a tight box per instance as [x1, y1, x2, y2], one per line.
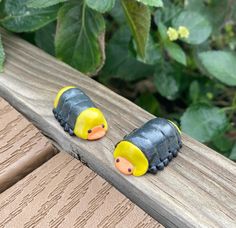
[114, 118, 182, 176]
[53, 86, 108, 140]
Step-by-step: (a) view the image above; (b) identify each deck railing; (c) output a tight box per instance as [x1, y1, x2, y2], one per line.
[0, 29, 235, 227]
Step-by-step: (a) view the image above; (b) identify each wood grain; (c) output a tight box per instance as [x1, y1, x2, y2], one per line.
[0, 29, 235, 227]
[0, 97, 58, 193]
[0, 152, 162, 228]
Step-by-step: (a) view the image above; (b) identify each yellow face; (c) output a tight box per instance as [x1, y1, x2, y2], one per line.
[113, 141, 149, 176]
[74, 107, 108, 140]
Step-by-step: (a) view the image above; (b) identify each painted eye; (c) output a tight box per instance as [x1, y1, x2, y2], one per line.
[116, 159, 120, 163]
[88, 129, 92, 133]
[102, 124, 105, 128]
[128, 168, 132, 173]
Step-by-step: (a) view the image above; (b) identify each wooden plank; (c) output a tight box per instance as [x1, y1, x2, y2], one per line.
[0, 29, 235, 227]
[0, 152, 162, 228]
[0, 97, 58, 193]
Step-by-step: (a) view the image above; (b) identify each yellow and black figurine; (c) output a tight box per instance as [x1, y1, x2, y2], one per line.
[53, 86, 108, 140]
[114, 118, 182, 176]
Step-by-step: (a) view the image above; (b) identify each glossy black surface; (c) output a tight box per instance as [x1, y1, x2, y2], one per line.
[53, 88, 95, 133]
[124, 118, 182, 173]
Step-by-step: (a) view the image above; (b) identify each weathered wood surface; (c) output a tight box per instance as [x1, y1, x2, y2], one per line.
[0, 152, 161, 228]
[0, 97, 57, 192]
[0, 29, 235, 227]
[0, 96, 162, 227]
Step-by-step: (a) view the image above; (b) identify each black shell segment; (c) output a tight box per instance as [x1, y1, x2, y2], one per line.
[53, 88, 95, 132]
[124, 118, 182, 173]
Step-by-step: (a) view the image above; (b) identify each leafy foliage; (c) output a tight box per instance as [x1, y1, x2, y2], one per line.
[86, 0, 115, 13]
[0, 0, 60, 32]
[26, 0, 67, 8]
[136, 0, 163, 7]
[154, 63, 180, 100]
[35, 22, 56, 56]
[198, 51, 236, 86]
[55, 1, 105, 74]
[0, 0, 235, 160]
[121, 0, 150, 58]
[102, 26, 154, 81]
[165, 41, 186, 66]
[181, 105, 228, 142]
[136, 92, 160, 114]
[158, 22, 186, 65]
[172, 11, 212, 44]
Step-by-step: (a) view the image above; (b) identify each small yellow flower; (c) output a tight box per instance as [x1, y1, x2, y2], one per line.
[167, 27, 179, 41]
[178, 26, 190, 39]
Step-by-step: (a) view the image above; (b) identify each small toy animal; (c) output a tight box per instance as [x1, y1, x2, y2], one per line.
[53, 86, 108, 140]
[114, 118, 182, 176]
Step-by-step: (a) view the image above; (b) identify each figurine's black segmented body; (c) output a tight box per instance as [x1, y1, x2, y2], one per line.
[53, 88, 95, 135]
[124, 118, 182, 174]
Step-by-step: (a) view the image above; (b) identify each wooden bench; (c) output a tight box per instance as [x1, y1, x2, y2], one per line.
[0, 29, 235, 227]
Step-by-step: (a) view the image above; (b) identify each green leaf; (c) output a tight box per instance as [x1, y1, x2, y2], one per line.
[158, 22, 187, 65]
[0, 34, 5, 72]
[136, 0, 163, 7]
[101, 26, 154, 81]
[189, 81, 200, 104]
[185, 0, 205, 12]
[154, 1, 181, 24]
[211, 134, 233, 155]
[157, 22, 168, 42]
[185, 0, 227, 30]
[0, 0, 60, 32]
[206, 0, 228, 29]
[26, 0, 66, 8]
[158, 21, 187, 67]
[121, 0, 151, 58]
[86, 0, 115, 13]
[181, 104, 228, 143]
[229, 144, 236, 161]
[172, 11, 212, 45]
[165, 41, 186, 65]
[109, 0, 126, 24]
[138, 36, 161, 65]
[154, 64, 179, 100]
[55, 1, 105, 75]
[135, 92, 160, 115]
[198, 51, 236, 86]
[35, 22, 56, 56]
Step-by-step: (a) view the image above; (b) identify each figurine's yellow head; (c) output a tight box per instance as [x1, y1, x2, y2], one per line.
[74, 107, 108, 140]
[114, 141, 148, 176]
